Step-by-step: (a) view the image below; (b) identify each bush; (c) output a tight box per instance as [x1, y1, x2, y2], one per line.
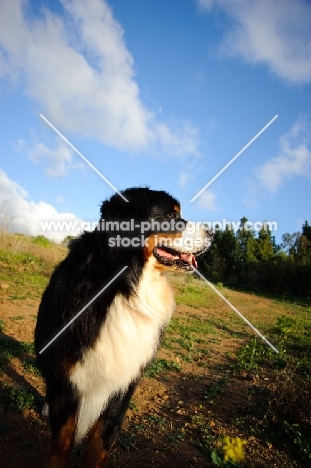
[32, 235, 51, 247]
[265, 367, 311, 461]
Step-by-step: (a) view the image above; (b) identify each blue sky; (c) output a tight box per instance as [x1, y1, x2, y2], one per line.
[0, 0, 310, 243]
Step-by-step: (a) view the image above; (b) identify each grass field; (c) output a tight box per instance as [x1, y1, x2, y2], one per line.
[0, 231, 310, 467]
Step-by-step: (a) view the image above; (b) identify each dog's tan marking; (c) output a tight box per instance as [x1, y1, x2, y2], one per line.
[144, 232, 183, 270]
[44, 414, 76, 468]
[82, 419, 110, 468]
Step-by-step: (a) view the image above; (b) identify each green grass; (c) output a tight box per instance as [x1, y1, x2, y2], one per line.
[144, 414, 166, 426]
[22, 357, 41, 376]
[0, 233, 65, 300]
[0, 330, 39, 413]
[0, 383, 36, 412]
[32, 235, 52, 247]
[162, 315, 215, 363]
[235, 311, 311, 374]
[0, 335, 25, 358]
[144, 358, 181, 378]
[118, 432, 136, 450]
[234, 310, 311, 463]
[21, 342, 35, 354]
[0, 334, 36, 374]
[200, 377, 229, 400]
[166, 430, 185, 446]
[235, 338, 275, 371]
[175, 284, 216, 309]
[169, 275, 311, 464]
[128, 399, 138, 411]
[0, 250, 50, 299]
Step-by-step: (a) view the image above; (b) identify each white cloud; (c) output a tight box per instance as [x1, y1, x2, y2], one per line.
[179, 171, 191, 189]
[196, 0, 311, 84]
[0, 170, 86, 242]
[29, 140, 72, 178]
[254, 116, 311, 193]
[194, 190, 218, 211]
[196, 0, 216, 11]
[14, 134, 79, 178]
[0, 0, 200, 156]
[55, 195, 65, 204]
[178, 154, 205, 189]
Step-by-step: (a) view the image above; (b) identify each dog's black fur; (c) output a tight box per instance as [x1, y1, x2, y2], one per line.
[35, 187, 212, 467]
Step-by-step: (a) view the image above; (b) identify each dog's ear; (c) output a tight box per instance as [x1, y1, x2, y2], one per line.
[100, 198, 133, 222]
[100, 188, 151, 221]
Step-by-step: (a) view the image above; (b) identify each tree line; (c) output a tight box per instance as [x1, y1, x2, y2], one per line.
[198, 218, 311, 298]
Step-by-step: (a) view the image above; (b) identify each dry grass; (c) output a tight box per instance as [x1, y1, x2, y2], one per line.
[0, 230, 66, 272]
[266, 366, 311, 426]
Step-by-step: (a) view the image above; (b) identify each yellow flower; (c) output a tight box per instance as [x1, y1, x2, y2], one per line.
[222, 435, 247, 463]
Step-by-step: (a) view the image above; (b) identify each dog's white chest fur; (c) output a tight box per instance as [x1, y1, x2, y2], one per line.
[70, 260, 175, 441]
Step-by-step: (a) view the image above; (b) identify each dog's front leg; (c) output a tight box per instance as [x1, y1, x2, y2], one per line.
[82, 381, 137, 468]
[44, 413, 76, 468]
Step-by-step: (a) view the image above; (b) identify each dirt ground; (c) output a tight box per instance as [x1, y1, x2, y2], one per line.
[0, 285, 306, 468]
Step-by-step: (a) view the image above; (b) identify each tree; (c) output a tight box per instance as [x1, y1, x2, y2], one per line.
[198, 218, 311, 297]
[235, 217, 257, 284]
[296, 221, 311, 266]
[215, 224, 237, 279]
[281, 232, 301, 256]
[302, 220, 311, 242]
[256, 224, 274, 261]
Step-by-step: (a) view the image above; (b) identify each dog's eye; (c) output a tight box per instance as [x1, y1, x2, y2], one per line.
[167, 213, 177, 219]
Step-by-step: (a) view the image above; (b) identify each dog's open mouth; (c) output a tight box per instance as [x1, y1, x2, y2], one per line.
[153, 246, 203, 270]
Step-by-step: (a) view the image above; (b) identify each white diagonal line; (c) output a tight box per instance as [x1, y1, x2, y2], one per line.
[190, 115, 278, 202]
[192, 266, 279, 353]
[39, 266, 128, 354]
[40, 114, 129, 202]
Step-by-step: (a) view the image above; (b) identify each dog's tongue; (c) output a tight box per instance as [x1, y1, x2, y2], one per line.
[156, 248, 179, 260]
[180, 253, 197, 268]
[156, 248, 197, 268]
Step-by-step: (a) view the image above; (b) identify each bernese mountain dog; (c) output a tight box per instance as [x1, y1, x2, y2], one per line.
[35, 187, 213, 468]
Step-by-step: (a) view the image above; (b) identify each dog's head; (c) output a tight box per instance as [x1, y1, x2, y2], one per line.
[99, 187, 213, 271]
